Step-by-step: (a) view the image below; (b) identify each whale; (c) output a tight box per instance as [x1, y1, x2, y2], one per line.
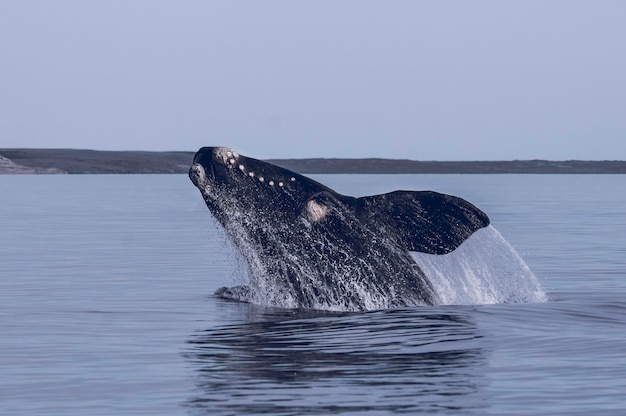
[189, 146, 490, 310]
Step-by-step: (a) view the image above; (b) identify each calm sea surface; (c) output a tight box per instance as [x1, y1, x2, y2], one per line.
[1, 174, 625, 415]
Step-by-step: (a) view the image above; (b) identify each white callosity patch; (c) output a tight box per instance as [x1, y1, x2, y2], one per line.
[305, 199, 329, 222]
[214, 147, 239, 167]
[411, 225, 547, 305]
[189, 163, 210, 192]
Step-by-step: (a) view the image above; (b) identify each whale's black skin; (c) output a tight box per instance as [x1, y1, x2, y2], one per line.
[190, 147, 490, 310]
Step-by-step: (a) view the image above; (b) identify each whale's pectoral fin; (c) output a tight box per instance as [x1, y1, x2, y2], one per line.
[355, 190, 490, 254]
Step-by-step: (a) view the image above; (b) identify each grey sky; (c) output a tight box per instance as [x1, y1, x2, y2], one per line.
[1, 1, 625, 160]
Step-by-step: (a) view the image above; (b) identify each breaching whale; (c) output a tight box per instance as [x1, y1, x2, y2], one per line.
[189, 147, 490, 310]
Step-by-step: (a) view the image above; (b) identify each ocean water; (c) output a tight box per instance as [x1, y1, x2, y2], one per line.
[1, 173, 625, 415]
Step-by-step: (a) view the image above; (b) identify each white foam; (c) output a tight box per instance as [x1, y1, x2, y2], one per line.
[411, 225, 548, 305]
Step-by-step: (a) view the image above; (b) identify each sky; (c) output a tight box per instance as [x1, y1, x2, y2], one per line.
[1, 1, 625, 160]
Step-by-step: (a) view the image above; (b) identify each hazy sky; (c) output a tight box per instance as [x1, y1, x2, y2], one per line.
[1, 1, 625, 160]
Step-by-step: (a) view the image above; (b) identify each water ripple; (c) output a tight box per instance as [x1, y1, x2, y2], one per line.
[184, 306, 489, 415]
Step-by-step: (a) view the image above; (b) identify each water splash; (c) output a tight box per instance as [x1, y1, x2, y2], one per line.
[216, 219, 546, 310]
[411, 226, 548, 305]
[209, 193, 546, 310]
[217, 204, 435, 311]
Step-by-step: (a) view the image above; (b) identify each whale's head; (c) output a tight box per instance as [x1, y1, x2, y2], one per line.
[189, 147, 334, 227]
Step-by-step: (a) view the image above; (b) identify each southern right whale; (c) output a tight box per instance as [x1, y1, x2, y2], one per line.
[190, 147, 491, 310]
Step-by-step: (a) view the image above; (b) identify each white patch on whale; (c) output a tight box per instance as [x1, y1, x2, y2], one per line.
[189, 163, 210, 191]
[305, 199, 329, 222]
[214, 147, 238, 166]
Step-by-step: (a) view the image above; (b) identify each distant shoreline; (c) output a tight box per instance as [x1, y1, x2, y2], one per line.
[1, 148, 626, 174]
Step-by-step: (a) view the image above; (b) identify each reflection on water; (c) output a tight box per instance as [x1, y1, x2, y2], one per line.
[184, 302, 489, 415]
